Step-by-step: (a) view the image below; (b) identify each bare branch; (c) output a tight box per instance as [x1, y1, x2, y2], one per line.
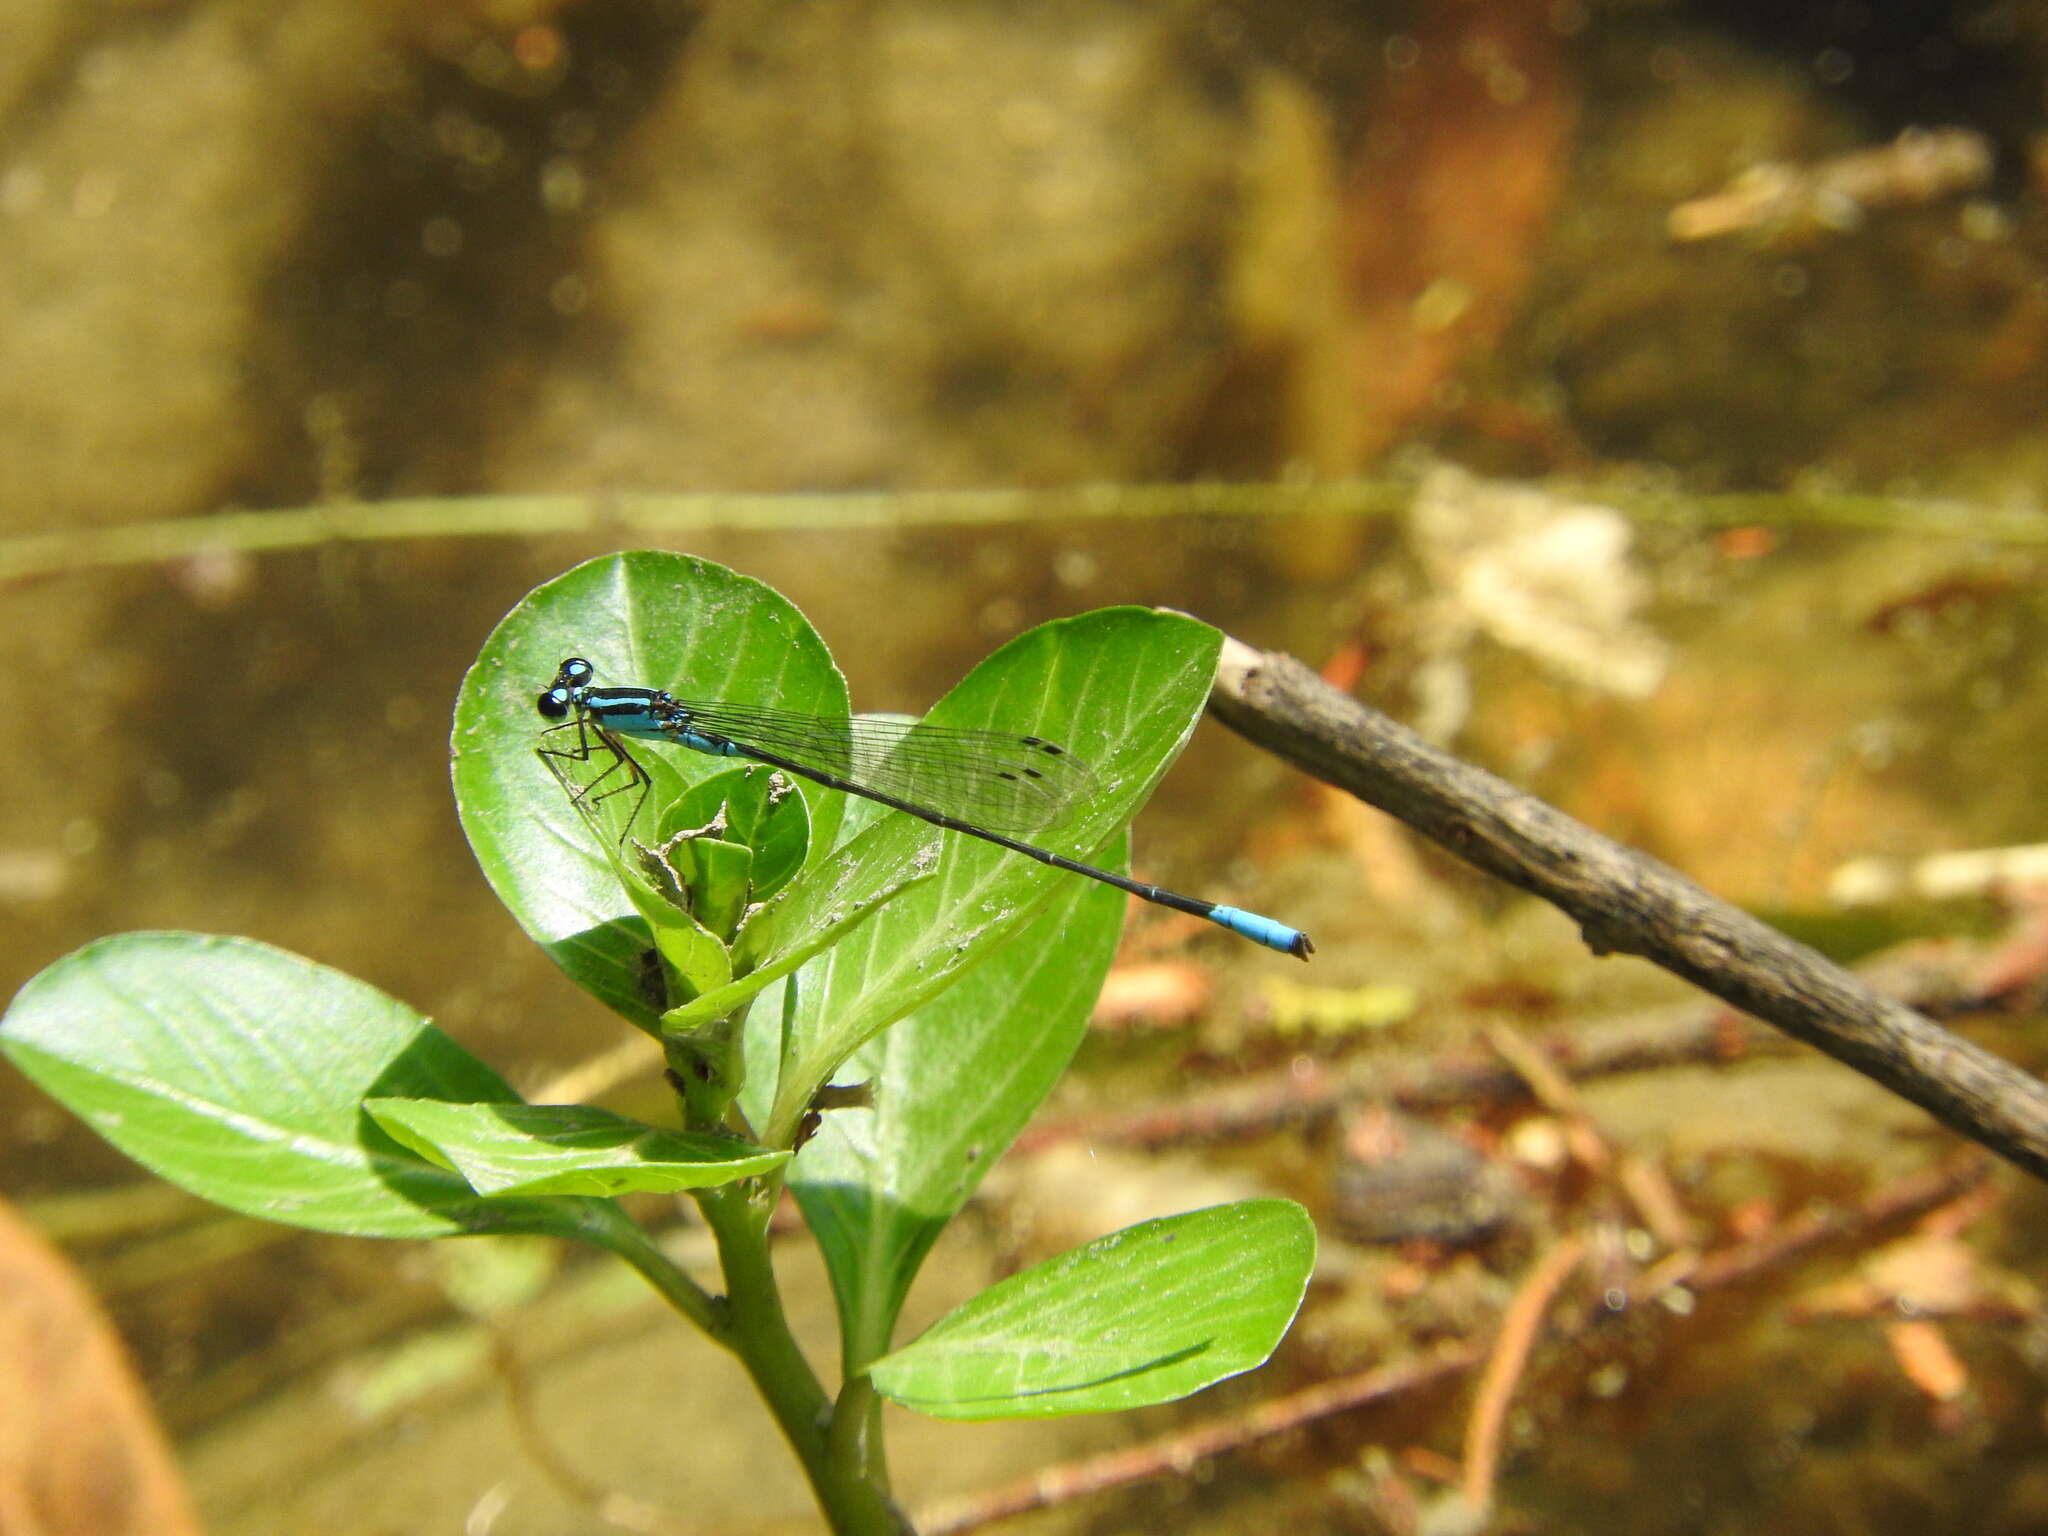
[1209, 639, 2048, 1184]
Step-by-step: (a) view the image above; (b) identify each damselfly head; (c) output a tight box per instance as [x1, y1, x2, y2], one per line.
[537, 657, 597, 719]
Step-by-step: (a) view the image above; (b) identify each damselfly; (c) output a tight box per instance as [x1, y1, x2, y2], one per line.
[535, 657, 1312, 958]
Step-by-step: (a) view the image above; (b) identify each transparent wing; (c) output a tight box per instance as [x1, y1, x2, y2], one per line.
[667, 698, 1097, 835]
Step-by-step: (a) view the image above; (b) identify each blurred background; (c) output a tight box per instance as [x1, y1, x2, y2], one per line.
[3, 1, 2047, 1532]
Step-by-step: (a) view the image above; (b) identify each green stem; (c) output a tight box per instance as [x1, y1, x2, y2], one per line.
[569, 1205, 730, 1345]
[9, 481, 2045, 583]
[696, 1186, 909, 1535]
[828, 1371, 891, 1500]
[662, 1023, 742, 1132]
[0, 482, 1420, 581]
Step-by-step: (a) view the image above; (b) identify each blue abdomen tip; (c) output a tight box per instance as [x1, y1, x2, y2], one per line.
[1208, 906, 1314, 959]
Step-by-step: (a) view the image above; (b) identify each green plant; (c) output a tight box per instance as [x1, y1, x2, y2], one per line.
[1, 551, 1315, 1532]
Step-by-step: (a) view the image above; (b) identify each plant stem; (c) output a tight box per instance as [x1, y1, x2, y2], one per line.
[697, 1185, 910, 1534]
[9, 480, 2045, 583]
[571, 1205, 731, 1344]
[828, 1371, 891, 1500]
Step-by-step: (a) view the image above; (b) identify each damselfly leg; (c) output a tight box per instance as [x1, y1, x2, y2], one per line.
[536, 710, 653, 844]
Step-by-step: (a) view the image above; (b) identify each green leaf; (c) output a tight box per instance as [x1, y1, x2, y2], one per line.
[363, 1099, 787, 1197]
[867, 1200, 1316, 1419]
[785, 840, 1126, 1368]
[639, 896, 733, 1006]
[458, 561, 1221, 1143]
[758, 608, 1220, 1144]
[452, 552, 850, 1027]
[670, 835, 756, 939]
[660, 836, 937, 1037]
[0, 933, 638, 1245]
[597, 831, 735, 1006]
[660, 763, 812, 903]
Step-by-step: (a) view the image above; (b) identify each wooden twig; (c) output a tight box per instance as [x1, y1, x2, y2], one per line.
[1029, 897, 2010, 1158]
[912, 1344, 1487, 1536]
[1209, 639, 2048, 1185]
[1019, 1001, 1790, 1154]
[1027, 940, 2016, 1156]
[1483, 1021, 1611, 1172]
[1667, 125, 1992, 241]
[1460, 1233, 1588, 1515]
[1668, 1154, 1989, 1295]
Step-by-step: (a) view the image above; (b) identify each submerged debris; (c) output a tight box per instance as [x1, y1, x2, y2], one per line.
[1668, 126, 1993, 243]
